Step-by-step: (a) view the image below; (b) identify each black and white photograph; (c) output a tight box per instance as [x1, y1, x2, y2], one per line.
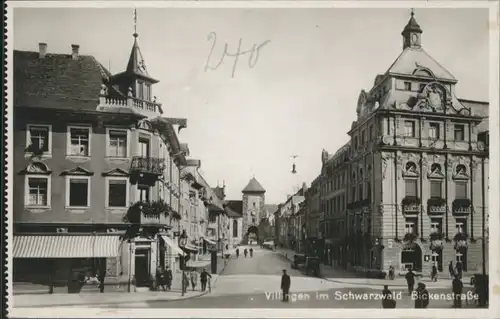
[5, 1, 499, 317]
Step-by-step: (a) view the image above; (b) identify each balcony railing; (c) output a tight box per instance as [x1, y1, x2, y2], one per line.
[130, 156, 164, 175]
[98, 95, 162, 116]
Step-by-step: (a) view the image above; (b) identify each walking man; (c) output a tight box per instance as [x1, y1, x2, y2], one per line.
[249, 248, 254, 258]
[200, 268, 212, 292]
[244, 248, 248, 258]
[431, 264, 438, 282]
[236, 247, 239, 258]
[455, 261, 463, 280]
[281, 269, 291, 302]
[381, 285, 396, 308]
[164, 266, 173, 291]
[448, 261, 455, 279]
[452, 275, 463, 308]
[156, 266, 166, 291]
[405, 268, 416, 296]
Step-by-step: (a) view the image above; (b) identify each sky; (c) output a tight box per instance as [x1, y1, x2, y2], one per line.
[13, 7, 489, 204]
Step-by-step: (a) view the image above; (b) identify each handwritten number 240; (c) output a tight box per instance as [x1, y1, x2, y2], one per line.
[204, 32, 270, 78]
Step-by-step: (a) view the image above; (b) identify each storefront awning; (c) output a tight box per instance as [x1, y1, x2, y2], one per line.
[203, 237, 217, 245]
[13, 235, 120, 258]
[180, 244, 198, 254]
[160, 235, 185, 256]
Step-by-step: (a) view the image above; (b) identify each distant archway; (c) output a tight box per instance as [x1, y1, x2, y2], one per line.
[245, 226, 259, 245]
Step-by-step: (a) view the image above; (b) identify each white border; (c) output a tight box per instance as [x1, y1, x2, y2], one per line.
[25, 124, 52, 157]
[66, 125, 92, 157]
[6, 1, 500, 319]
[105, 127, 131, 158]
[104, 176, 130, 208]
[65, 175, 92, 209]
[24, 174, 52, 208]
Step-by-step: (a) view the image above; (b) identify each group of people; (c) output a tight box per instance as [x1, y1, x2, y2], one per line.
[235, 247, 253, 258]
[382, 261, 469, 309]
[155, 266, 212, 292]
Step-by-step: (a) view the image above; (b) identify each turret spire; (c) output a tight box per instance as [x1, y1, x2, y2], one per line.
[402, 9, 423, 50]
[133, 8, 138, 38]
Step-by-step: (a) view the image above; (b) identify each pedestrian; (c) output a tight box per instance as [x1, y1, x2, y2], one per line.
[190, 269, 198, 291]
[455, 261, 463, 280]
[431, 264, 438, 282]
[452, 275, 463, 308]
[182, 271, 189, 293]
[249, 248, 253, 258]
[448, 261, 455, 279]
[405, 268, 416, 296]
[236, 248, 239, 258]
[388, 265, 395, 280]
[414, 283, 429, 308]
[156, 266, 166, 291]
[97, 267, 106, 293]
[244, 248, 248, 258]
[164, 266, 173, 291]
[281, 269, 291, 302]
[200, 268, 212, 292]
[381, 285, 396, 308]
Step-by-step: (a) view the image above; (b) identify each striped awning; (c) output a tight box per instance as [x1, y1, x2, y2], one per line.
[160, 235, 185, 255]
[203, 237, 217, 245]
[13, 235, 120, 258]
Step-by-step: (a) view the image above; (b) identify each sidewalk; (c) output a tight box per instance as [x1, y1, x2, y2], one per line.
[13, 255, 231, 307]
[274, 248, 471, 289]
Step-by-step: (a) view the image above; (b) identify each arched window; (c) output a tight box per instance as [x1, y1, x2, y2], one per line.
[456, 164, 467, 175]
[406, 161, 417, 173]
[233, 219, 238, 238]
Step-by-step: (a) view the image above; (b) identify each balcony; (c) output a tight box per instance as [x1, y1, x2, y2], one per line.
[453, 232, 469, 249]
[123, 200, 171, 228]
[402, 197, 420, 214]
[452, 199, 471, 216]
[427, 198, 446, 215]
[131, 156, 164, 175]
[98, 94, 162, 118]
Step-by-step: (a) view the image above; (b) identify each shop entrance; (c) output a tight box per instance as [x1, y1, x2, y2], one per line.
[135, 248, 151, 287]
[401, 244, 422, 271]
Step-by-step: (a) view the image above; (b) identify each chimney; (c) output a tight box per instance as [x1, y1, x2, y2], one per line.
[71, 44, 80, 60]
[38, 43, 47, 58]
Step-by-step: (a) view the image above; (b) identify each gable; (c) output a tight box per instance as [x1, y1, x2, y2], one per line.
[60, 166, 94, 176]
[386, 48, 456, 81]
[101, 168, 129, 177]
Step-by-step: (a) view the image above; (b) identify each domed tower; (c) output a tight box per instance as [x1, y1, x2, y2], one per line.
[241, 177, 266, 243]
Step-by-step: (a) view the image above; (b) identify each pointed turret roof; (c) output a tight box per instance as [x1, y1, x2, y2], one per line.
[242, 177, 266, 193]
[402, 10, 423, 35]
[112, 33, 159, 84]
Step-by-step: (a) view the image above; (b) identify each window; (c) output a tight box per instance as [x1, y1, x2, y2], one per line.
[138, 185, 150, 202]
[454, 124, 465, 141]
[430, 218, 442, 233]
[369, 125, 373, 141]
[67, 177, 90, 207]
[361, 131, 366, 144]
[139, 137, 150, 157]
[358, 185, 363, 200]
[404, 82, 412, 91]
[145, 83, 152, 101]
[367, 182, 371, 199]
[405, 179, 418, 197]
[405, 218, 418, 234]
[137, 81, 144, 99]
[26, 125, 50, 153]
[386, 119, 392, 135]
[26, 177, 48, 206]
[429, 123, 440, 139]
[351, 187, 356, 202]
[233, 219, 238, 238]
[419, 83, 426, 92]
[430, 181, 442, 198]
[252, 217, 256, 224]
[108, 129, 128, 157]
[456, 218, 467, 234]
[68, 126, 90, 156]
[455, 182, 467, 199]
[107, 179, 128, 208]
[354, 136, 358, 150]
[404, 121, 415, 137]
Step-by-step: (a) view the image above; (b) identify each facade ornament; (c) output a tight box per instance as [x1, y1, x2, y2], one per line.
[100, 84, 108, 96]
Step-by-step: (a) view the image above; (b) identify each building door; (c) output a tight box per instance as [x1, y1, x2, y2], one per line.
[138, 186, 150, 202]
[135, 248, 151, 287]
[431, 250, 443, 272]
[139, 138, 150, 157]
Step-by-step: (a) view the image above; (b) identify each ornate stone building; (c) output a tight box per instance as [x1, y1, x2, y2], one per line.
[340, 12, 489, 276]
